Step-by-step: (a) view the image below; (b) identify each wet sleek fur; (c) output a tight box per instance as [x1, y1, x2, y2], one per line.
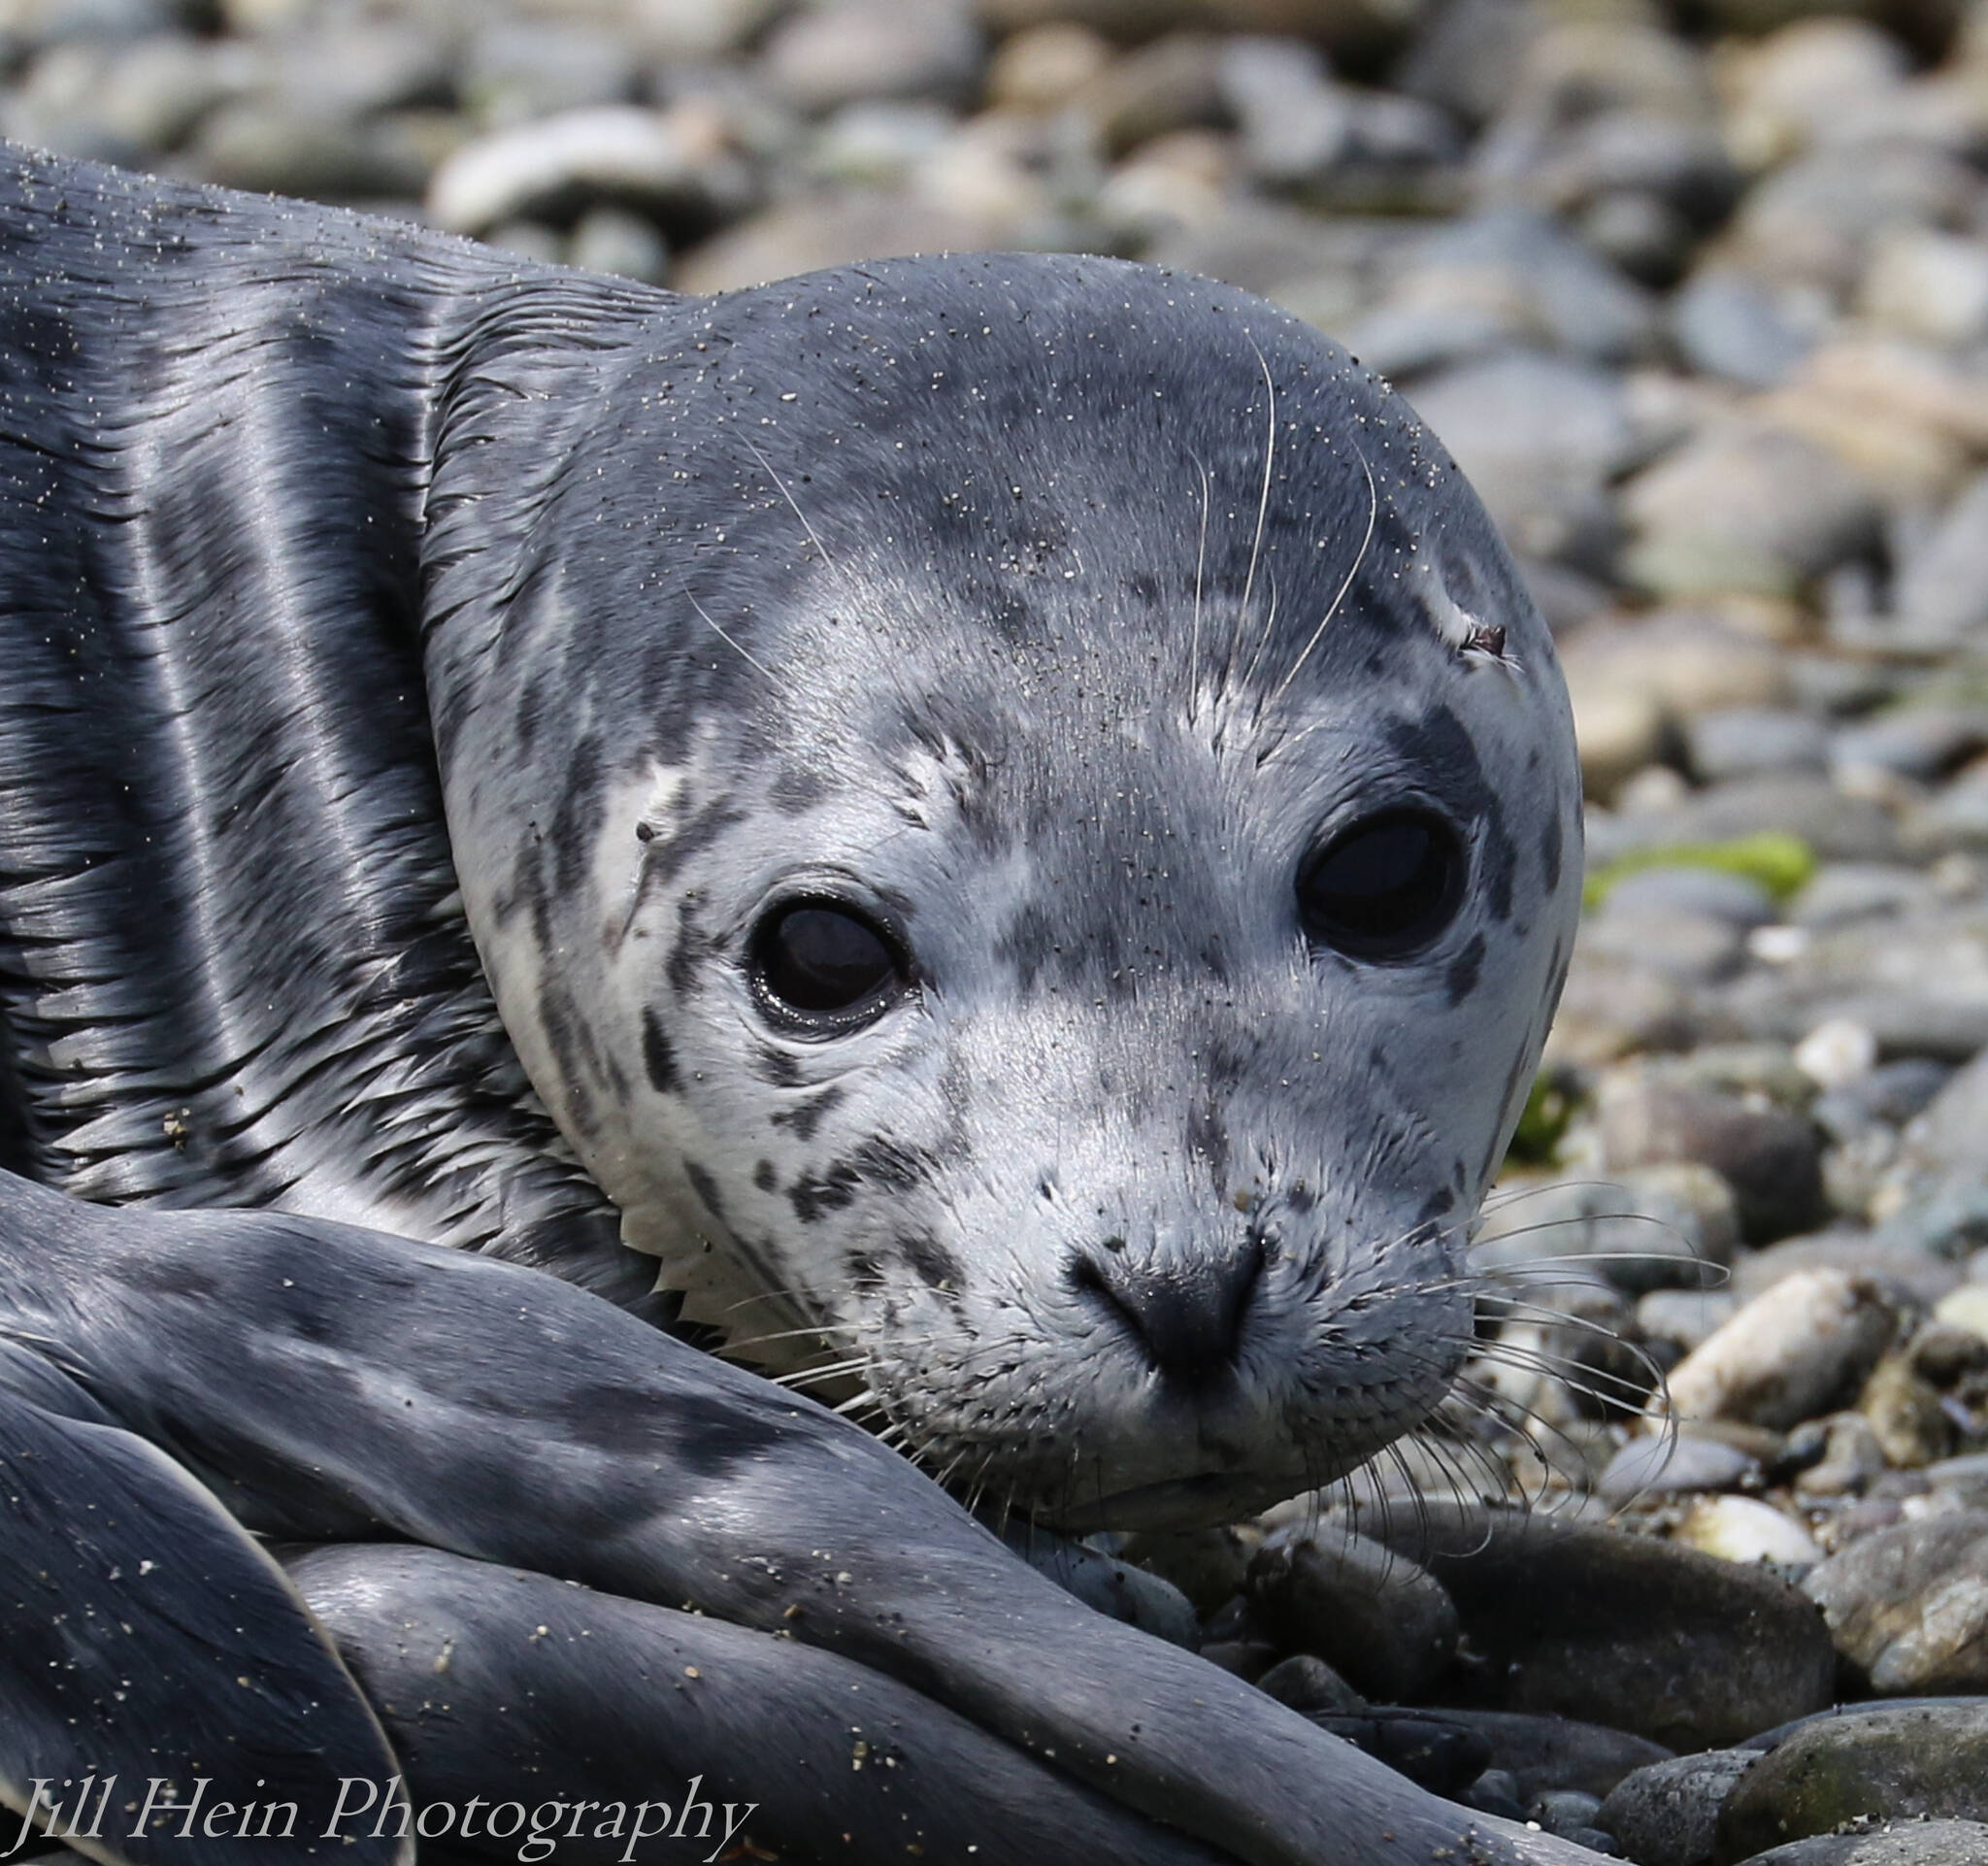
[0, 148, 1591, 1865]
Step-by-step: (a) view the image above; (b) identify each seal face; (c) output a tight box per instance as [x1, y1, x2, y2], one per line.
[424, 255, 1583, 1531]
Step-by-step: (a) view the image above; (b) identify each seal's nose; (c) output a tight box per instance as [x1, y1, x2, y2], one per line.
[1071, 1234, 1265, 1387]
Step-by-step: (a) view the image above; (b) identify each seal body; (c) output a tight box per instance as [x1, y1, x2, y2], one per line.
[0, 149, 1581, 1537]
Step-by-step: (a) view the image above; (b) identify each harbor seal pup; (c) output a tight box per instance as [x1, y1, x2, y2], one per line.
[0, 146, 1591, 1863]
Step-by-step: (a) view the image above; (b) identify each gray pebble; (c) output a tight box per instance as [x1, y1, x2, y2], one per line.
[1599, 863, 1780, 929]
[1733, 1820, 1988, 1865]
[761, 0, 981, 113]
[1685, 708, 1830, 783]
[1806, 1511, 1988, 1694]
[1669, 267, 1819, 388]
[1363, 1505, 1835, 1751]
[1599, 1748, 1758, 1866]
[1246, 1531, 1459, 1703]
[1597, 1431, 1759, 1503]
[1599, 1071, 1826, 1245]
[1718, 1702, 1988, 1857]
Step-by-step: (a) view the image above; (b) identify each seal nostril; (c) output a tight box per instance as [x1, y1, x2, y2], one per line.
[1070, 1233, 1265, 1388]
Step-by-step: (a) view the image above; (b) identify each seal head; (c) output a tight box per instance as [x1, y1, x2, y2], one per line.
[423, 254, 1583, 1531]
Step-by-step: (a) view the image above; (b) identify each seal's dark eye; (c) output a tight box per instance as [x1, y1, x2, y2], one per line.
[751, 903, 906, 1028]
[1298, 810, 1465, 961]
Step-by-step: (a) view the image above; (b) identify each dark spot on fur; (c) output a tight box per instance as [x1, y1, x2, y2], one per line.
[849, 1137, 935, 1193]
[772, 1085, 844, 1142]
[537, 980, 603, 1137]
[789, 1162, 860, 1223]
[1445, 933, 1485, 1007]
[1540, 812, 1563, 894]
[753, 1045, 802, 1087]
[898, 1230, 962, 1292]
[1417, 1186, 1456, 1227]
[1185, 1102, 1231, 1195]
[549, 733, 605, 897]
[772, 766, 828, 813]
[668, 898, 716, 999]
[641, 1006, 679, 1093]
[684, 1160, 725, 1222]
[996, 900, 1057, 994]
[753, 1158, 778, 1193]
[846, 1250, 886, 1291]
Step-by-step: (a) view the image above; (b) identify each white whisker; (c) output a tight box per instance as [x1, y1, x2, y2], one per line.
[1267, 446, 1376, 710]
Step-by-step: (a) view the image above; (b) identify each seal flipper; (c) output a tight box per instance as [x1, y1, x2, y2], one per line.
[291, 1544, 1235, 1866]
[0, 1347, 408, 1866]
[1, 1174, 1600, 1866]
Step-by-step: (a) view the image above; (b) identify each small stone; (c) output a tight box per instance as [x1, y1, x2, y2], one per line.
[1686, 707, 1830, 784]
[1621, 424, 1880, 603]
[1426, 1709, 1673, 1802]
[1253, 1651, 1365, 1715]
[1670, 268, 1821, 389]
[482, 219, 565, 265]
[1398, 350, 1631, 571]
[1599, 1431, 1761, 1503]
[1937, 1285, 1988, 1347]
[94, 32, 257, 153]
[672, 192, 1006, 295]
[425, 104, 743, 236]
[1076, 29, 1226, 157]
[1790, 864, 1938, 930]
[1792, 1414, 1887, 1500]
[1364, 1505, 1836, 1751]
[1859, 1351, 1956, 1471]
[1889, 475, 1988, 650]
[1905, 1048, 1988, 1176]
[1246, 1531, 1459, 1703]
[1531, 1787, 1606, 1838]
[1832, 710, 1988, 786]
[1600, 865, 1778, 931]
[1728, 1235, 1959, 1311]
[568, 206, 669, 283]
[1599, 1749, 1758, 1866]
[1806, 1512, 1988, 1693]
[1859, 227, 1988, 350]
[1732, 1821, 1988, 1864]
[1723, 142, 1979, 298]
[1627, 774, 1898, 867]
[1216, 34, 1351, 184]
[1308, 1706, 1493, 1799]
[1664, 1269, 1899, 1433]
[460, 20, 638, 131]
[1673, 1495, 1824, 1569]
[1559, 609, 1795, 753]
[190, 100, 437, 201]
[1716, 1702, 1988, 1856]
[1638, 1289, 1742, 1355]
[1598, 1072, 1827, 1245]
[1116, 1523, 1255, 1616]
[762, 0, 982, 114]
[1716, 17, 1910, 170]
[984, 20, 1111, 113]
[1474, 1165, 1739, 1296]
[1794, 1018, 1878, 1093]
[1464, 1768, 1525, 1820]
